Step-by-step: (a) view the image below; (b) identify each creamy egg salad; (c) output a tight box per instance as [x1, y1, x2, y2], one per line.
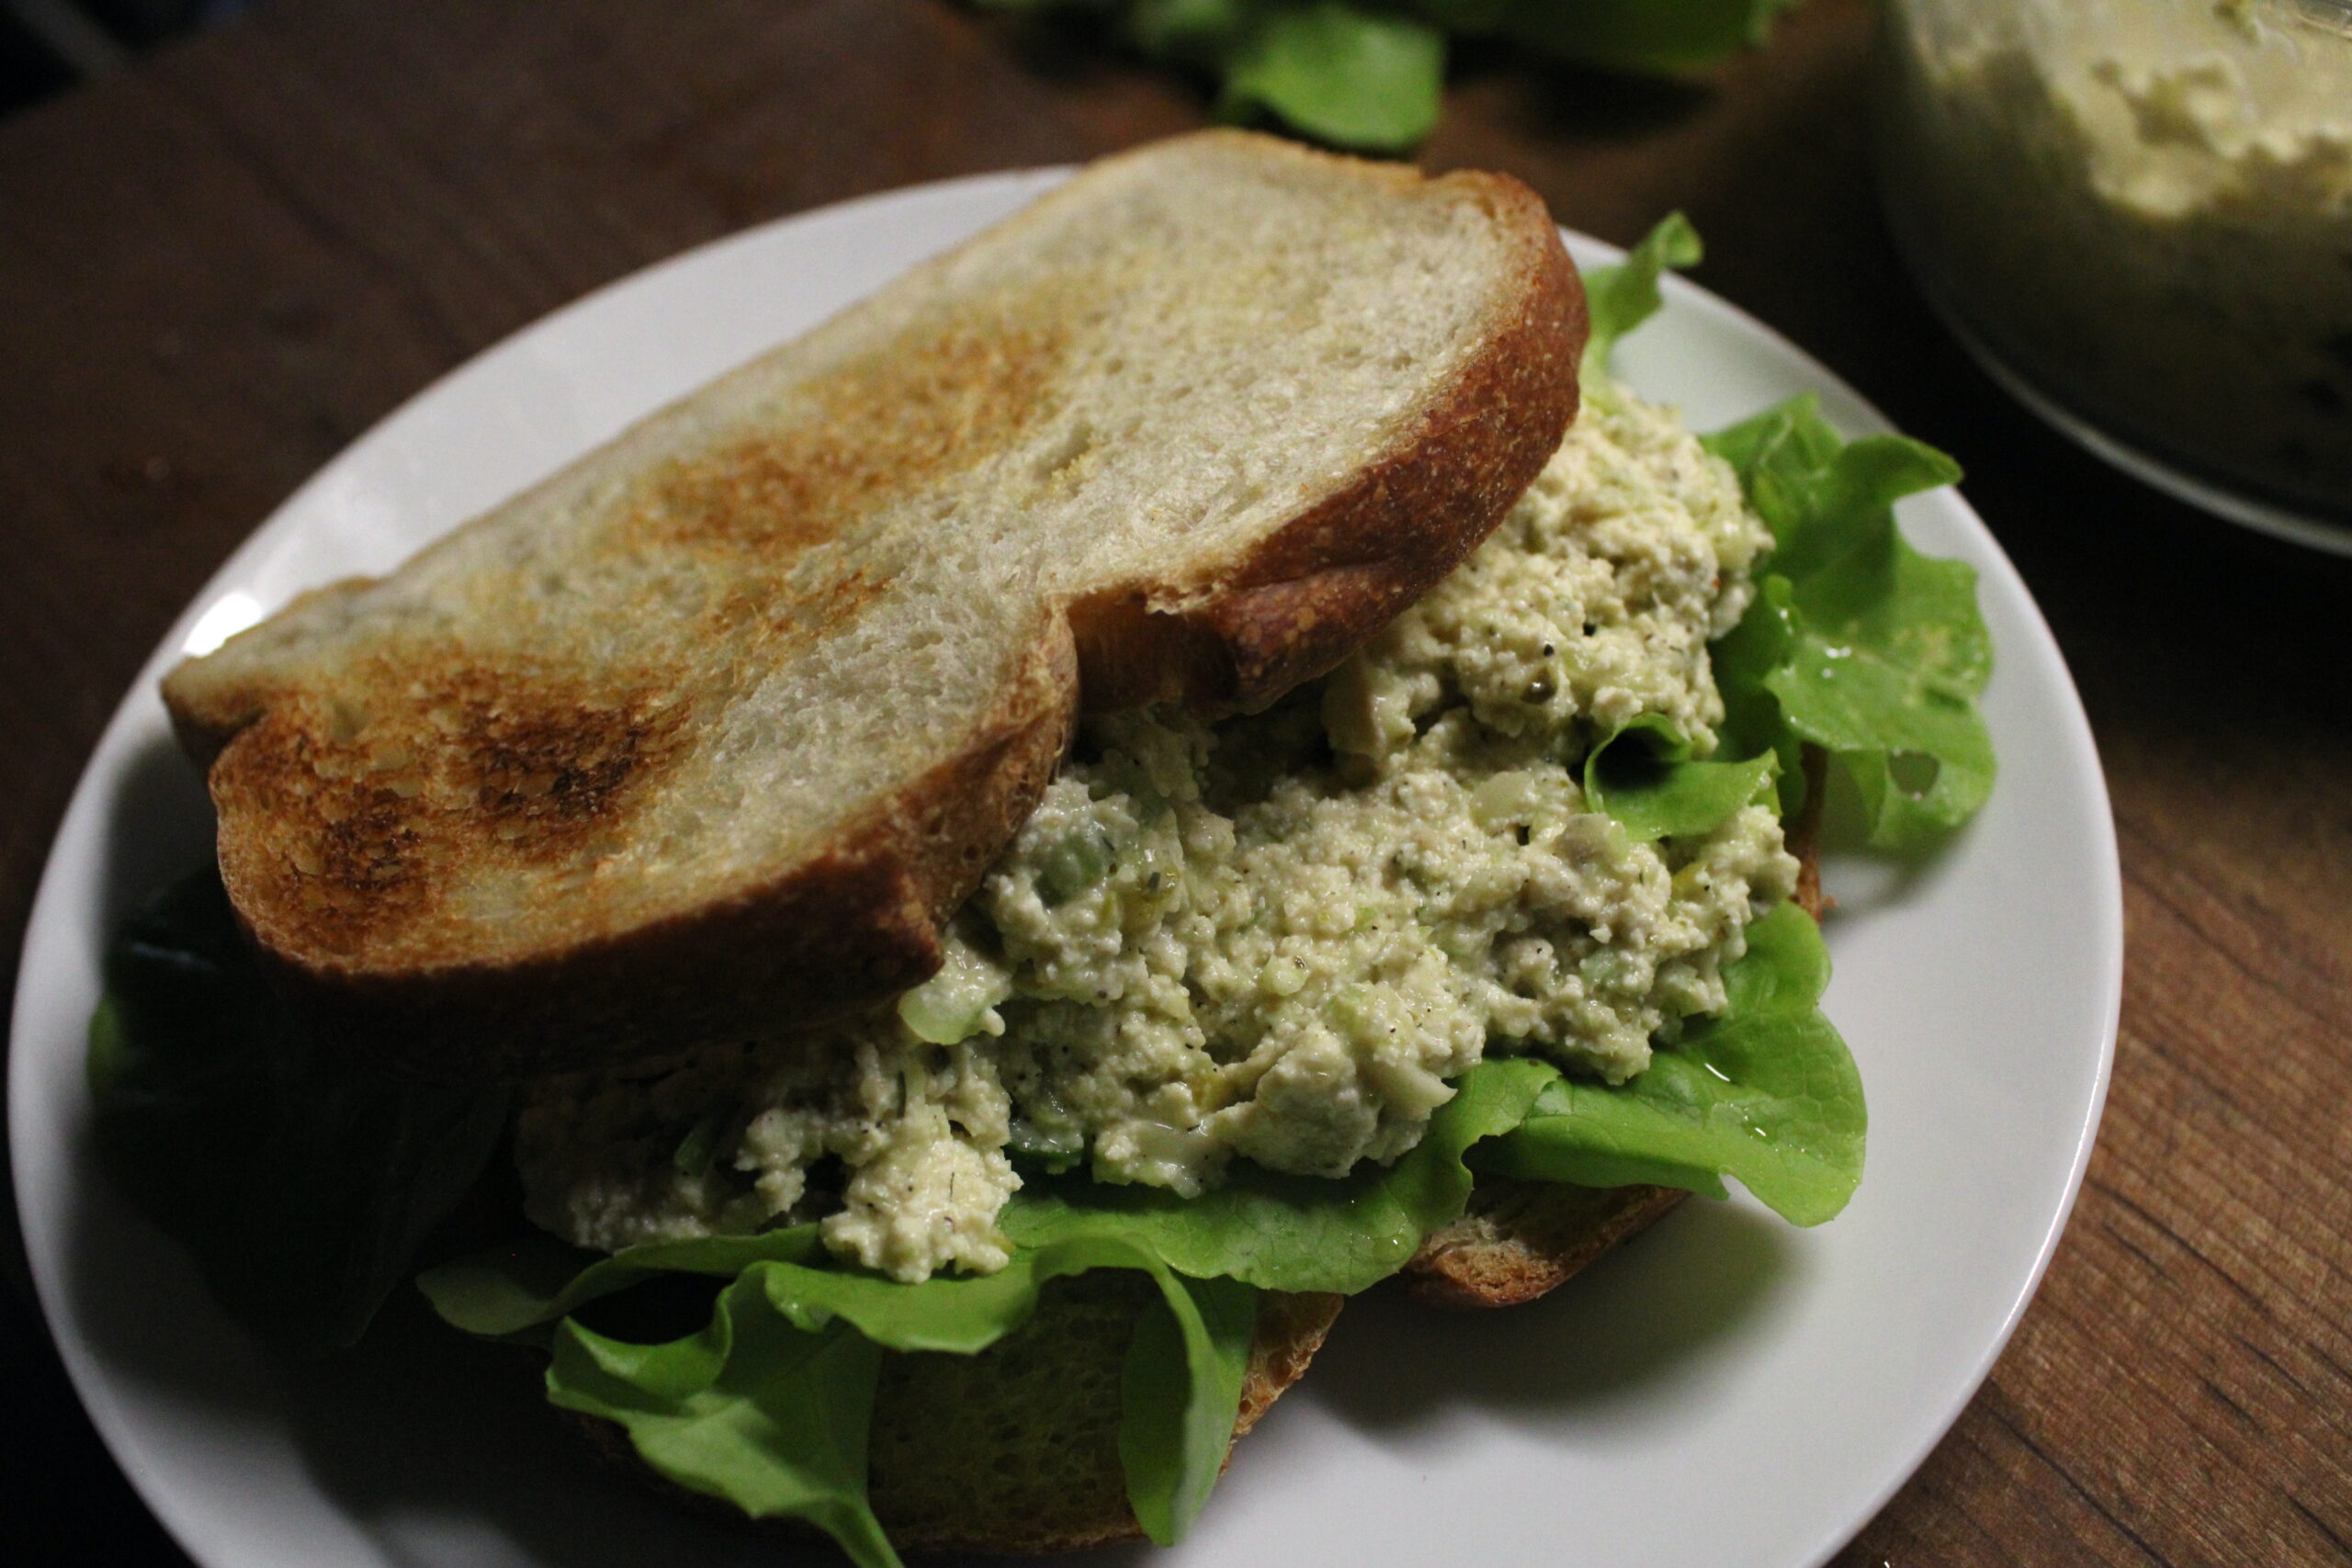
[516, 386, 1797, 1283]
[1881, 0, 2352, 511]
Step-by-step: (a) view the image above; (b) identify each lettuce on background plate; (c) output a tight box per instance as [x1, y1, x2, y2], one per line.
[978, 0, 1805, 152]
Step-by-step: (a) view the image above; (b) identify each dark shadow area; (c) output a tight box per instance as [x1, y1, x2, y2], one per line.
[282, 1285, 786, 1568]
[1305, 1200, 1790, 1436]
[0, 7, 76, 115]
[56, 1120, 286, 1423]
[1452, 38, 1715, 141]
[60, 1175, 1164, 1568]
[0, 0, 246, 119]
[51, 722, 274, 1418]
[286, 1281, 1168, 1568]
[96, 729, 215, 937]
[59, 1195, 1069, 1568]
[986, 5, 1139, 84]
[0, 1272, 197, 1565]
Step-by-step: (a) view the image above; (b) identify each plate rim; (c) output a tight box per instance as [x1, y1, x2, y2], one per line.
[9, 163, 2124, 1568]
[1625, 239, 2123, 1557]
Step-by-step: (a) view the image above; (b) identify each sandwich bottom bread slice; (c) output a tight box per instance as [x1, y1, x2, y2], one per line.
[89, 219, 1995, 1563]
[566, 1273, 1347, 1555]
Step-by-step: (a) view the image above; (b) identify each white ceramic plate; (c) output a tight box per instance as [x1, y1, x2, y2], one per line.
[11, 168, 2122, 1568]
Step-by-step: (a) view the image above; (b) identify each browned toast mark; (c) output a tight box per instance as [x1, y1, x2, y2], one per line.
[458, 675, 688, 853]
[630, 297, 1076, 564]
[211, 656, 689, 956]
[211, 696, 439, 954]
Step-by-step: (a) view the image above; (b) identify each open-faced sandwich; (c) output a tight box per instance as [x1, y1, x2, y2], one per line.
[89, 130, 1994, 1563]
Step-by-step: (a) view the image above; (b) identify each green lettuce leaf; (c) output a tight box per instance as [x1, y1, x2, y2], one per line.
[1124, 0, 1252, 63]
[1584, 712, 1779, 842]
[549, 1291, 899, 1566]
[998, 1055, 1556, 1293]
[1120, 1270, 1260, 1543]
[970, 0, 1797, 152]
[1471, 901, 1863, 1224]
[506, 1231, 1258, 1561]
[87, 868, 509, 1354]
[1580, 211, 1701, 405]
[1705, 396, 1994, 846]
[1218, 2, 1444, 152]
[424, 1226, 824, 1342]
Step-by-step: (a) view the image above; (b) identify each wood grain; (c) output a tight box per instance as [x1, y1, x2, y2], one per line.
[2, 1, 2347, 1564]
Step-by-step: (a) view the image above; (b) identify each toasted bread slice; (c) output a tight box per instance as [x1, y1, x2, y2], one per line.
[570, 1272, 1344, 1554]
[164, 130, 1583, 1082]
[867, 1275, 1343, 1554]
[1405, 1180, 1690, 1309]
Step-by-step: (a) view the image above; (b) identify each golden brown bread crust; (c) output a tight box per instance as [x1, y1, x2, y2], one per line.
[1071, 165, 1585, 716]
[224, 615, 1080, 1081]
[165, 136, 1585, 1083]
[1404, 1181, 1690, 1310]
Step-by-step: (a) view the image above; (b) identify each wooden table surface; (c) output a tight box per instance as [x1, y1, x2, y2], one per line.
[4, 1, 2347, 1563]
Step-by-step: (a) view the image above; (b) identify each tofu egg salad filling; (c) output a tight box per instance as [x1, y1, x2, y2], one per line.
[517, 375, 1796, 1284]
